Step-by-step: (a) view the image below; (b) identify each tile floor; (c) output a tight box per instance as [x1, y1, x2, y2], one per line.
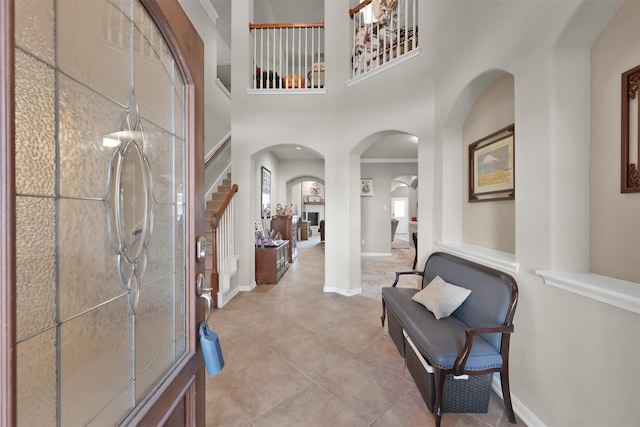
[205, 235, 524, 427]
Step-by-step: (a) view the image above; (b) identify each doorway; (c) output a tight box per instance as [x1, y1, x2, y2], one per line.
[392, 197, 409, 242]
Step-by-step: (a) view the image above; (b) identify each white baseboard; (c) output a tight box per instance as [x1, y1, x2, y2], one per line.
[239, 281, 256, 292]
[323, 285, 362, 296]
[491, 375, 546, 427]
[361, 252, 392, 257]
[217, 286, 240, 308]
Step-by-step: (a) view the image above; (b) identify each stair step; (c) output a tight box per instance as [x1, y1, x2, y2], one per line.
[217, 184, 231, 193]
[211, 192, 226, 201]
[206, 199, 223, 210]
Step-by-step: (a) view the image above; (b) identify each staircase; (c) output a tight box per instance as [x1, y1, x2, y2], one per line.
[205, 172, 239, 308]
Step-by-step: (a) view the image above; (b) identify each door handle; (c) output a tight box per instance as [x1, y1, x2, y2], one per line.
[196, 273, 212, 324]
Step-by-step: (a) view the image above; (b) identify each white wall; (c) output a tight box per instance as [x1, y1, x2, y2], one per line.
[590, 0, 640, 283]
[461, 75, 515, 253]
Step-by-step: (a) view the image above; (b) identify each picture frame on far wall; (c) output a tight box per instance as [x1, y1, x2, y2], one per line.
[261, 166, 271, 218]
[469, 125, 515, 202]
[360, 179, 374, 197]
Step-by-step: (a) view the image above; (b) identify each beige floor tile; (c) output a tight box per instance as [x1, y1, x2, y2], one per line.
[222, 352, 311, 419]
[276, 335, 362, 380]
[205, 235, 522, 427]
[373, 388, 435, 427]
[253, 384, 368, 427]
[315, 356, 411, 424]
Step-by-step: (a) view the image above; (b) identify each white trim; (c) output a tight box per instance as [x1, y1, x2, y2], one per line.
[346, 47, 421, 87]
[197, 0, 218, 24]
[323, 285, 362, 296]
[239, 281, 256, 293]
[436, 241, 519, 274]
[361, 252, 392, 257]
[246, 88, 327, 95]
[361, 158, 418, 163]
[491, 376, 547, 427]
[205, 131, 231, 165]
[217, 286, 240, 308]
[535, 271, 640, 315]
[205, 163, 231, 202]
[216, 78, 230, 99]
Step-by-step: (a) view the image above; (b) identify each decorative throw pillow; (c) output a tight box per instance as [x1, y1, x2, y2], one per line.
[412, 276, 471, 319]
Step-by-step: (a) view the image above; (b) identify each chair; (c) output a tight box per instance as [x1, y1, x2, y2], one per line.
[319, 220, 325, 241]
[412, 232, 417, 269]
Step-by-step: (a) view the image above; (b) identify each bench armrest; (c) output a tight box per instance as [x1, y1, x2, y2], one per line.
[392, 270, 424, 287]
[453, 325, 515, 375]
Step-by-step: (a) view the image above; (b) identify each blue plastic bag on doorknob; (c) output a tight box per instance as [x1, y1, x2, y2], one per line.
[199, 322, 225, 375]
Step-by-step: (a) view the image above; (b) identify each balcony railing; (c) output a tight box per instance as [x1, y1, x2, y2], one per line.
[249, 22, 325, 90]
[349, 0, 418, 79]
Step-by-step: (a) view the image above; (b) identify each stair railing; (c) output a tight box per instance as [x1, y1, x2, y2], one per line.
[210, 183, 239, 308]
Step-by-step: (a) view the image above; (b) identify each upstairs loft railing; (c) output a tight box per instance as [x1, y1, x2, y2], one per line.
[249, 22, 325, 90]
[210, 183, 238, 308]
[349, 0, 418, 79]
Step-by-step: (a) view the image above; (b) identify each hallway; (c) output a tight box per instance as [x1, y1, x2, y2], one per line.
[205, 236, 522, 426]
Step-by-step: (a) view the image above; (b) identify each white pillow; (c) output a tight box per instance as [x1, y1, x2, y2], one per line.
[412, 276, 471, 319]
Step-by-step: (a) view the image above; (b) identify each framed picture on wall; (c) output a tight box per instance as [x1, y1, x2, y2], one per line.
[469, 125, 515, 202]
[361, 179, 374, 197]
[261, 166, 271, 218]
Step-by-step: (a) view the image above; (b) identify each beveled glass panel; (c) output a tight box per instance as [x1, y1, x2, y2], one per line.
[59, 199, 125, 320]
[17, 329, 57, 426]
[87, 384, 134, 427]
[133, 2, 174, 132]
[144, 204, 175, 284]
[14, 49, 55, 196]
[57, 0, 132, 106]
[120, 140, 149, 261]
[58, 74, 127, 198]
[136, 277, 175, 398]
[16, 196, 56, 341]
[15, 0, 55, 66]
[136, 345, 173, 401]
[60, 297, 133, 426]
[143, 119, 176, 204]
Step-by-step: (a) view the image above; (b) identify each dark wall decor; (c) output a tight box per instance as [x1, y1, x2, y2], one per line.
[469, 125, 515, 202]
[261, 166, 271, 218]
[621, 64, 640, 193]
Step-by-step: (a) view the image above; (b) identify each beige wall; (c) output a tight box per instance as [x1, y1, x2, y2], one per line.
[462, 75, 515, 253]
[591, 0, 640, 283]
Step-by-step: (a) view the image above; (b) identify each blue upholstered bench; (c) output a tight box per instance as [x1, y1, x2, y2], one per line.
[381, 252, 518, 427]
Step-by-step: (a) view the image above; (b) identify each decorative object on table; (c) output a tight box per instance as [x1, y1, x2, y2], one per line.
[621, 64, 640, 193]
[283, 74, 305, 89]
[276, 203, 295, 216]
[361, 178, 374, 196]
[468, 124, 515, 202]
[261, 166, 271, 218]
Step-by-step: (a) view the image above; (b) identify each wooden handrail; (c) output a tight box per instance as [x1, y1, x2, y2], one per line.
[204, 133, 230, 166]
[349, 0, 372, 19]
[210, 183, 238, 230]
[249, 22, 324, 30]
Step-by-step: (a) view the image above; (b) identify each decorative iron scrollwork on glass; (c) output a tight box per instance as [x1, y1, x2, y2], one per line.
[622, 65, 640, 193]
[104, 90, 155, 314]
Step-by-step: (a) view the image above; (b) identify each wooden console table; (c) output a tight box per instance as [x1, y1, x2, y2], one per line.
[255, 241, 289, 284]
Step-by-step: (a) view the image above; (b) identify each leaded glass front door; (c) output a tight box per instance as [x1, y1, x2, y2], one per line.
[5, 0, 206, 425]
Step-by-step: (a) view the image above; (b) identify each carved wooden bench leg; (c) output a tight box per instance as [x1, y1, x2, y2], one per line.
[433, 368, 446, 427]
[501, 369, 517, 423]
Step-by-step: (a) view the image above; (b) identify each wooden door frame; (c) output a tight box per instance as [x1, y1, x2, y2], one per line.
[0, 0, 206, 424]
[1, 0, 16, 425]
